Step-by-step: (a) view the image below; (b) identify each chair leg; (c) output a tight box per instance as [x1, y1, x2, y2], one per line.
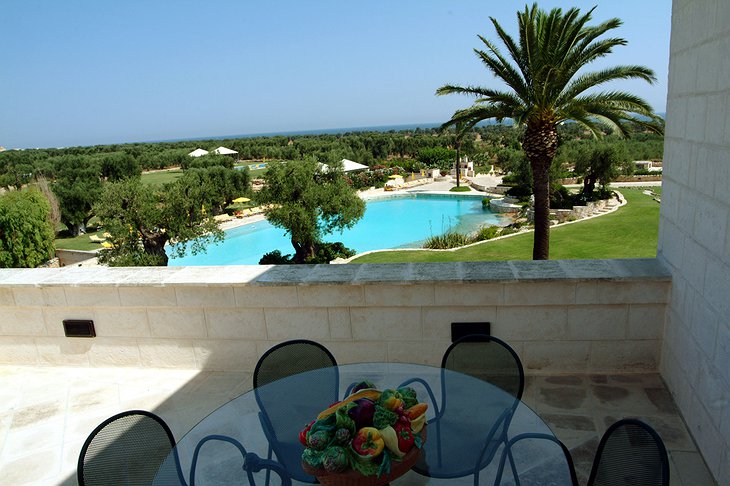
[264, 444, 273, 486]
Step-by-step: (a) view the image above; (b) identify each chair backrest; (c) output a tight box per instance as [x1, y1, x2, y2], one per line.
[495, 433, 579, 486]
[441, 334, 525, 400]
[77, 410, 179, 486]
[587, 418, 670, 486]
[253, 339, 337, 388]
[253, 340, 338, 483]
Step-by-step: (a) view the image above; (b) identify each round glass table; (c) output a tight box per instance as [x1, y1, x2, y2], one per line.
[153, 363, 572, 486]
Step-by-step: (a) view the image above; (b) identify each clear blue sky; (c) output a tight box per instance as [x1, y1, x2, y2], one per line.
[1, 1, 671, 149]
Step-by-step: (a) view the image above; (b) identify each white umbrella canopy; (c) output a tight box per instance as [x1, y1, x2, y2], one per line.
[188, 148, 209, 157]
[213, 146, 238, 155]
[320, 159, 369, 173]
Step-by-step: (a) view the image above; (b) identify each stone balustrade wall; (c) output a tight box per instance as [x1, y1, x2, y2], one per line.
[0, 259, 669, 374]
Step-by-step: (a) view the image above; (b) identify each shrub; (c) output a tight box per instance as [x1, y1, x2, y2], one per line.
[423, 231, 471, 249]
[482, 198, 490, 209]
[474, 225, 501, 241]
[449, 186, 471, 192]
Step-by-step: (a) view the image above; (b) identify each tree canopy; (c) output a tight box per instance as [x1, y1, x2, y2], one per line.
[257, 158, 365, 263]
[93, 177, 224, 266]
[0, 189, 55, 268]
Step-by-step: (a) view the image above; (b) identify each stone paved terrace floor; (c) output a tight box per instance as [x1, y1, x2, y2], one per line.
[0, 366, 717, 486]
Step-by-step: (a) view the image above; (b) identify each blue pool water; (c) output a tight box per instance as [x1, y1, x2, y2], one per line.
[169, 194, 510, 265]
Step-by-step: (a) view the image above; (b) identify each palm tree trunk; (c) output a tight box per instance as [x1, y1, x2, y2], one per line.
[531, 161, 551, 260]
[455, 143, 461, 188]
[523, 120, 559, 260]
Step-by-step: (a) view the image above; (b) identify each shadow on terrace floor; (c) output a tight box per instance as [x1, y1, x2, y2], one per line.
[0, 366, 717, 485]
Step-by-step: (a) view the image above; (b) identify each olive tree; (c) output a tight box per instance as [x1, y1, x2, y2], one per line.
[0, 189, 55, 268]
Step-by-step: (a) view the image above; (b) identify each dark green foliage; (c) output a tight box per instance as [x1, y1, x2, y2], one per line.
[259, 242, 355, 264]
[449, 186, 471, 192]
[257, 158, 365, 263]
[181, 154, 234, 170]
[97, 152, 141, 181]
[417, 147, 456, 171]
[0, 189, 55, 268]
[51, 155, 104, 236]
[176, 166, 250, 213]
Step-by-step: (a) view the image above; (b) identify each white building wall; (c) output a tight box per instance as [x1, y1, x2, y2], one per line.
[659, 1, 730, 482]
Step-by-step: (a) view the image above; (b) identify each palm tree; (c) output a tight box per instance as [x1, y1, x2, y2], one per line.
[437, 4, 663, 259]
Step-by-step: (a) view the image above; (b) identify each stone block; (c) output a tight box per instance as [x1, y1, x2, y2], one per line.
[575, 281, 670, 305]
[138, 339, 197, 368]
[628, 304, 667, 340]
[702, 260, 730, 317]
[234, 286, 298, 308]
[686, 96, 708, 142]
[567, 305, 628, 340]
[364, 284, 434, 306]
[118, 286, 176, 307]
[175, 286, 235, 308]
[194, 340, 259, 371]
[353, 263, 412, 283]
[422, 306, 497, 341]
[523, 341, 590, 372]
[298, 284, 364, 307]
[0, 308, 45, 336]
[328, 308, 352, 340]
[0, 287, 14, 306]
[92, 308, 151, 337]
[324, 341, 387, 364]
[434, 283, 503, 306]
[204, 308, 266, 339]
[504, 281, 575, 306]
[387, 341, 445, 366]
[264, 308, 329, 340]
[705, 95, 726, 144]
[350, 307, 421, 341]
[64, 287, 120, 307]
[34, 337, 91, 366]
[12, 287, 66, 307]
[147, 308, 207, 338]
[303, 264, 361, 284]
[689, 296, 720, 360]
[87, 338, 142, 367]
[494, 306, 568, 341]
[0, 336, 38, 364]
[714, 321, 730, 386]
[589, 341, 660, 372]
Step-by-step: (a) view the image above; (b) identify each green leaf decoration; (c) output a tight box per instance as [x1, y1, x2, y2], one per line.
[348, 454, 380, 477]
[335, 403, 357, 434]
[302, 448, 325, 469]
[414, 434, 423, 449]
[372, 405, 398, 429]
[377, 452, 392, 478]
[397, 386, 418, 409]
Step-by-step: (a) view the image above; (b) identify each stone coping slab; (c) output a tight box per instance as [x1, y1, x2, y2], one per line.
[0, 259, 671, 288]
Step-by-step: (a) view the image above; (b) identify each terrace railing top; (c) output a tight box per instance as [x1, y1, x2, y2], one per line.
[0, 259, 670, 288]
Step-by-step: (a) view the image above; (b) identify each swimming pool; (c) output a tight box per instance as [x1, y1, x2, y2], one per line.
[169, 194, 511, 265]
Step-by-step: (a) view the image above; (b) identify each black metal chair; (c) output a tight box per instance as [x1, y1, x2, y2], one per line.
[494, 433, 579, 486]
[253, 339, 339, 483]
[77, 410, 185, 486]
[587, 418, 670, 486]
[401, 334, 525, 485]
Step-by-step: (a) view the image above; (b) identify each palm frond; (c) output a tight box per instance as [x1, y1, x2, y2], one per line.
[557, 66, 656, 105]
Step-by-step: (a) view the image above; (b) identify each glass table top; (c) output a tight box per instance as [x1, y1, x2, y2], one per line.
[154, 362, 573, 486]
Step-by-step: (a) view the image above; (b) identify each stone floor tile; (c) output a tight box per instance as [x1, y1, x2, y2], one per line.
[671, 451, 718, 485]
[590, 383, 666, 415]
[534, 385, 590, 414]
[1, 418, 65, 462]
[0, 447, 62, 485]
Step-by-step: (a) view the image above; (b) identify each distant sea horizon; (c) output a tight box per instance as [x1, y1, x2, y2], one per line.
[140, 112, 665, 145]
[145, 121, 479, 145]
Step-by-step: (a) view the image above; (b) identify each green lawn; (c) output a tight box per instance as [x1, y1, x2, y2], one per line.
[351, 188, 660, 263]
[55, 231, 105, 251]
[140, 169, 184, 185]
